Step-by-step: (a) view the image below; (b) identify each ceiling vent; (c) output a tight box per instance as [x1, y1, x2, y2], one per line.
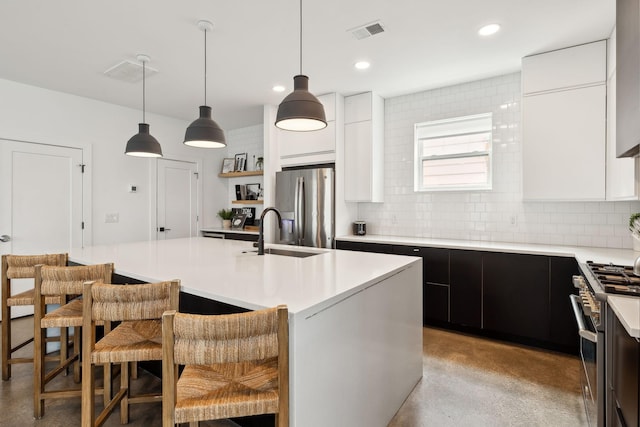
[104, 60, 158, 83]
[348, 20, 385, 40]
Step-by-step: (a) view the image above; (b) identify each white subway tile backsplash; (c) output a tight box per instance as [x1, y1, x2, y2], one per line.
[356, 72, 640, 249]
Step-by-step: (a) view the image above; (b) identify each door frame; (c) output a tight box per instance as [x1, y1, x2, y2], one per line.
[0, 136, 93, 248]
[149, 154, 202, 240]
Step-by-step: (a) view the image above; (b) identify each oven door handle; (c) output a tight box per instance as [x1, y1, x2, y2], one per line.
[570, 294, 598, 343]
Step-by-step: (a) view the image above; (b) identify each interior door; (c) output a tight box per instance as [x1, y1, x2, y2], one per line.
[156, 159, 198, 240]
[0, 139, 84, 319]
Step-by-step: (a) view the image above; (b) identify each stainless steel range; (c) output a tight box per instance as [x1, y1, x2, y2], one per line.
[572, 261, 638, 427]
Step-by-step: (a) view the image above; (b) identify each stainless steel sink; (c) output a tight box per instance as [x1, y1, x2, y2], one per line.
[241, 248, 320, 258]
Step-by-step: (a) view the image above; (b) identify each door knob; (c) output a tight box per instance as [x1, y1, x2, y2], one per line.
[0, 235, 11, 242]
[157, 227, 172, 232]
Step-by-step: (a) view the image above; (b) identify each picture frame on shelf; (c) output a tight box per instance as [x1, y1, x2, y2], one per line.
[245, 183, 261, 200]
[234, 152, 248, 172]
[221, 158, 235, 173]
[231, 213, 247, 230]
[232, 207, 256, 225]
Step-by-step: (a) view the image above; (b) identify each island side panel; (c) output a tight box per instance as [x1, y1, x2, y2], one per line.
[290, 261, 422, 427]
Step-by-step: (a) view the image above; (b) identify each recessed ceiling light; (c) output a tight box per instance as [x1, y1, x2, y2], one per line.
[354, 61, 371, 70]
[273, 85, 286, 92]
[478, 23, 500, 36]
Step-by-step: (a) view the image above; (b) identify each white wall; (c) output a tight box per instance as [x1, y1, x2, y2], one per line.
[0, 78, 225, 245]
[357, 72, 640, 249]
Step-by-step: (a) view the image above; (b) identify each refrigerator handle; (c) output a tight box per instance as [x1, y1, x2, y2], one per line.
[295, 176, 305, 245]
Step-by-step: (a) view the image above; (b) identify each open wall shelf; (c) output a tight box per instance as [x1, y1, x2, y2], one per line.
[219, 171, 263, 178]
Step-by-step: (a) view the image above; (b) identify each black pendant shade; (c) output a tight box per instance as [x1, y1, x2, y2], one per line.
[184, 105, 226, 148]
[125, 55, 162, 158]
[125, 123, 163, 157]
[184, 20, 226, 149]
[275, 75, 327, 131]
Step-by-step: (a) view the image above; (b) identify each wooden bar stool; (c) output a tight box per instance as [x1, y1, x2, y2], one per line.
[81, 279, 180, 426]
[162, 305, 289, 427]
[1, 253, 68, 380]
[33, 262, 114, 418]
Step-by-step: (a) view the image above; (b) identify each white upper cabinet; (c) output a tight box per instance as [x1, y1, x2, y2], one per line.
[344, 92, 384, 202]
[522, 41, 607, 94]
[522, 40, 607, 201]
[278, 93, 338, 167]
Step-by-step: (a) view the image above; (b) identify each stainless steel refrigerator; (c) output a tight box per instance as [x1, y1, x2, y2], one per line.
[275, 167, 334, 248]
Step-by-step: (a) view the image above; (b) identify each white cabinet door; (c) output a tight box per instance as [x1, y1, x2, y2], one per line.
[522, 40, 606, 94]
[345, 93, 372, 124]
[345, 121, 373, 201]
[278, 93, 337, 167]
[522, 85, 606, 200]
[278, 121, 336, 165]
[343, 92, 384, 202]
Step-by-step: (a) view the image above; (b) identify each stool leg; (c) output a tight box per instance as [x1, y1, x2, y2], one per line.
[120, 361, 130, 424]
[1, 303, 11, 380]
[73, 326, 81, 383]
[33, 320, 45, 418]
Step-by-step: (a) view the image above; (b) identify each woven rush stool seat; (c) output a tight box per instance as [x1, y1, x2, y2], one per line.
[162, 306, 289, 427]
[33, 262, 114, 419]
[81, 279, 180, 427]
[2, 253, 67, 381]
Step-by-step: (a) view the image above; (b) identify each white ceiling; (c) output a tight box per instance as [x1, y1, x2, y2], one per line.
[0, 1, 615, 130]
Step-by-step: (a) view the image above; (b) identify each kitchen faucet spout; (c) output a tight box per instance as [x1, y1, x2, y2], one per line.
[258, 207, 282, 255]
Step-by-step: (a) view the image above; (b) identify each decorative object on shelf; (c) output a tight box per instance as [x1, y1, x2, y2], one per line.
[234, 152, 248, 172]
[231, 213, 247, 230]
[274, 0, 326, 131]
[232, 207, 256, 225]
[125, 54, 163, 158]
[184, 20, 226, 148]
[256, 156, 264, 171]
[221, 158, 235, 173]
[245, 183, 261, 200]
[217, 208, 233, 229]
[630, 212, 640, 251]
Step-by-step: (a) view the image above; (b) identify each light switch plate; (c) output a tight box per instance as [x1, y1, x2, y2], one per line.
[105, 213, 119, 223]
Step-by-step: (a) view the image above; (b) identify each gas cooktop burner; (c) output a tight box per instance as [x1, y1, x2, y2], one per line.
[587, 261, 640, 296]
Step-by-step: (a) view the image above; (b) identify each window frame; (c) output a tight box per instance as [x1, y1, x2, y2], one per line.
[414, 113, 493, 192]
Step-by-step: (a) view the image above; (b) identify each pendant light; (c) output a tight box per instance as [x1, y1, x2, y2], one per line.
[125, 55, 163, 157]
[275, 0, 327, 131]
[184, 20, 226, 148]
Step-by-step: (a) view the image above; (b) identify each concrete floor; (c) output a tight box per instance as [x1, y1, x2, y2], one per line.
[1, 317, 586, 426]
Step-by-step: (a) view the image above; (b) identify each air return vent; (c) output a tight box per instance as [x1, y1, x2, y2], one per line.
[348, 20, 385, 40]
[104, 60, 158, 83]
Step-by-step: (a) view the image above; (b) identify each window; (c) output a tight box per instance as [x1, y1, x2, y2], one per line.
[414, 113, 492, 192]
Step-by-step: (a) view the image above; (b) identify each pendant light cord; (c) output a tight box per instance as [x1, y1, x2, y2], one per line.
[142, 60, 146, 123]
[204, 27, 208, 106]
[299, 0, 303, 75]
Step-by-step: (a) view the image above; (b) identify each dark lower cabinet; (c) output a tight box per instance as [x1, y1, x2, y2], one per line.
[336, 240, 394, 253]
[612, 314, 640, 427]
[483, 252, 550, 342]
[336, 239, 578, 353]
[549, 257, 580, 353]
[392, 245, 450, 324]
[202, 231, 259, 242]
[424, 283, 449, 323]
[450, 250, 482, 328]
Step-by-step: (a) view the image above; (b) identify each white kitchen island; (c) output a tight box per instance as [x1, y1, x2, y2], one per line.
[69, 237, 423, 427]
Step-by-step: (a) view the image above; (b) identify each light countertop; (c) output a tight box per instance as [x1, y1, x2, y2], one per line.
[339, 234, 640, 338]
[337, 234, 639, 265]
[69, 237, 419, 318]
